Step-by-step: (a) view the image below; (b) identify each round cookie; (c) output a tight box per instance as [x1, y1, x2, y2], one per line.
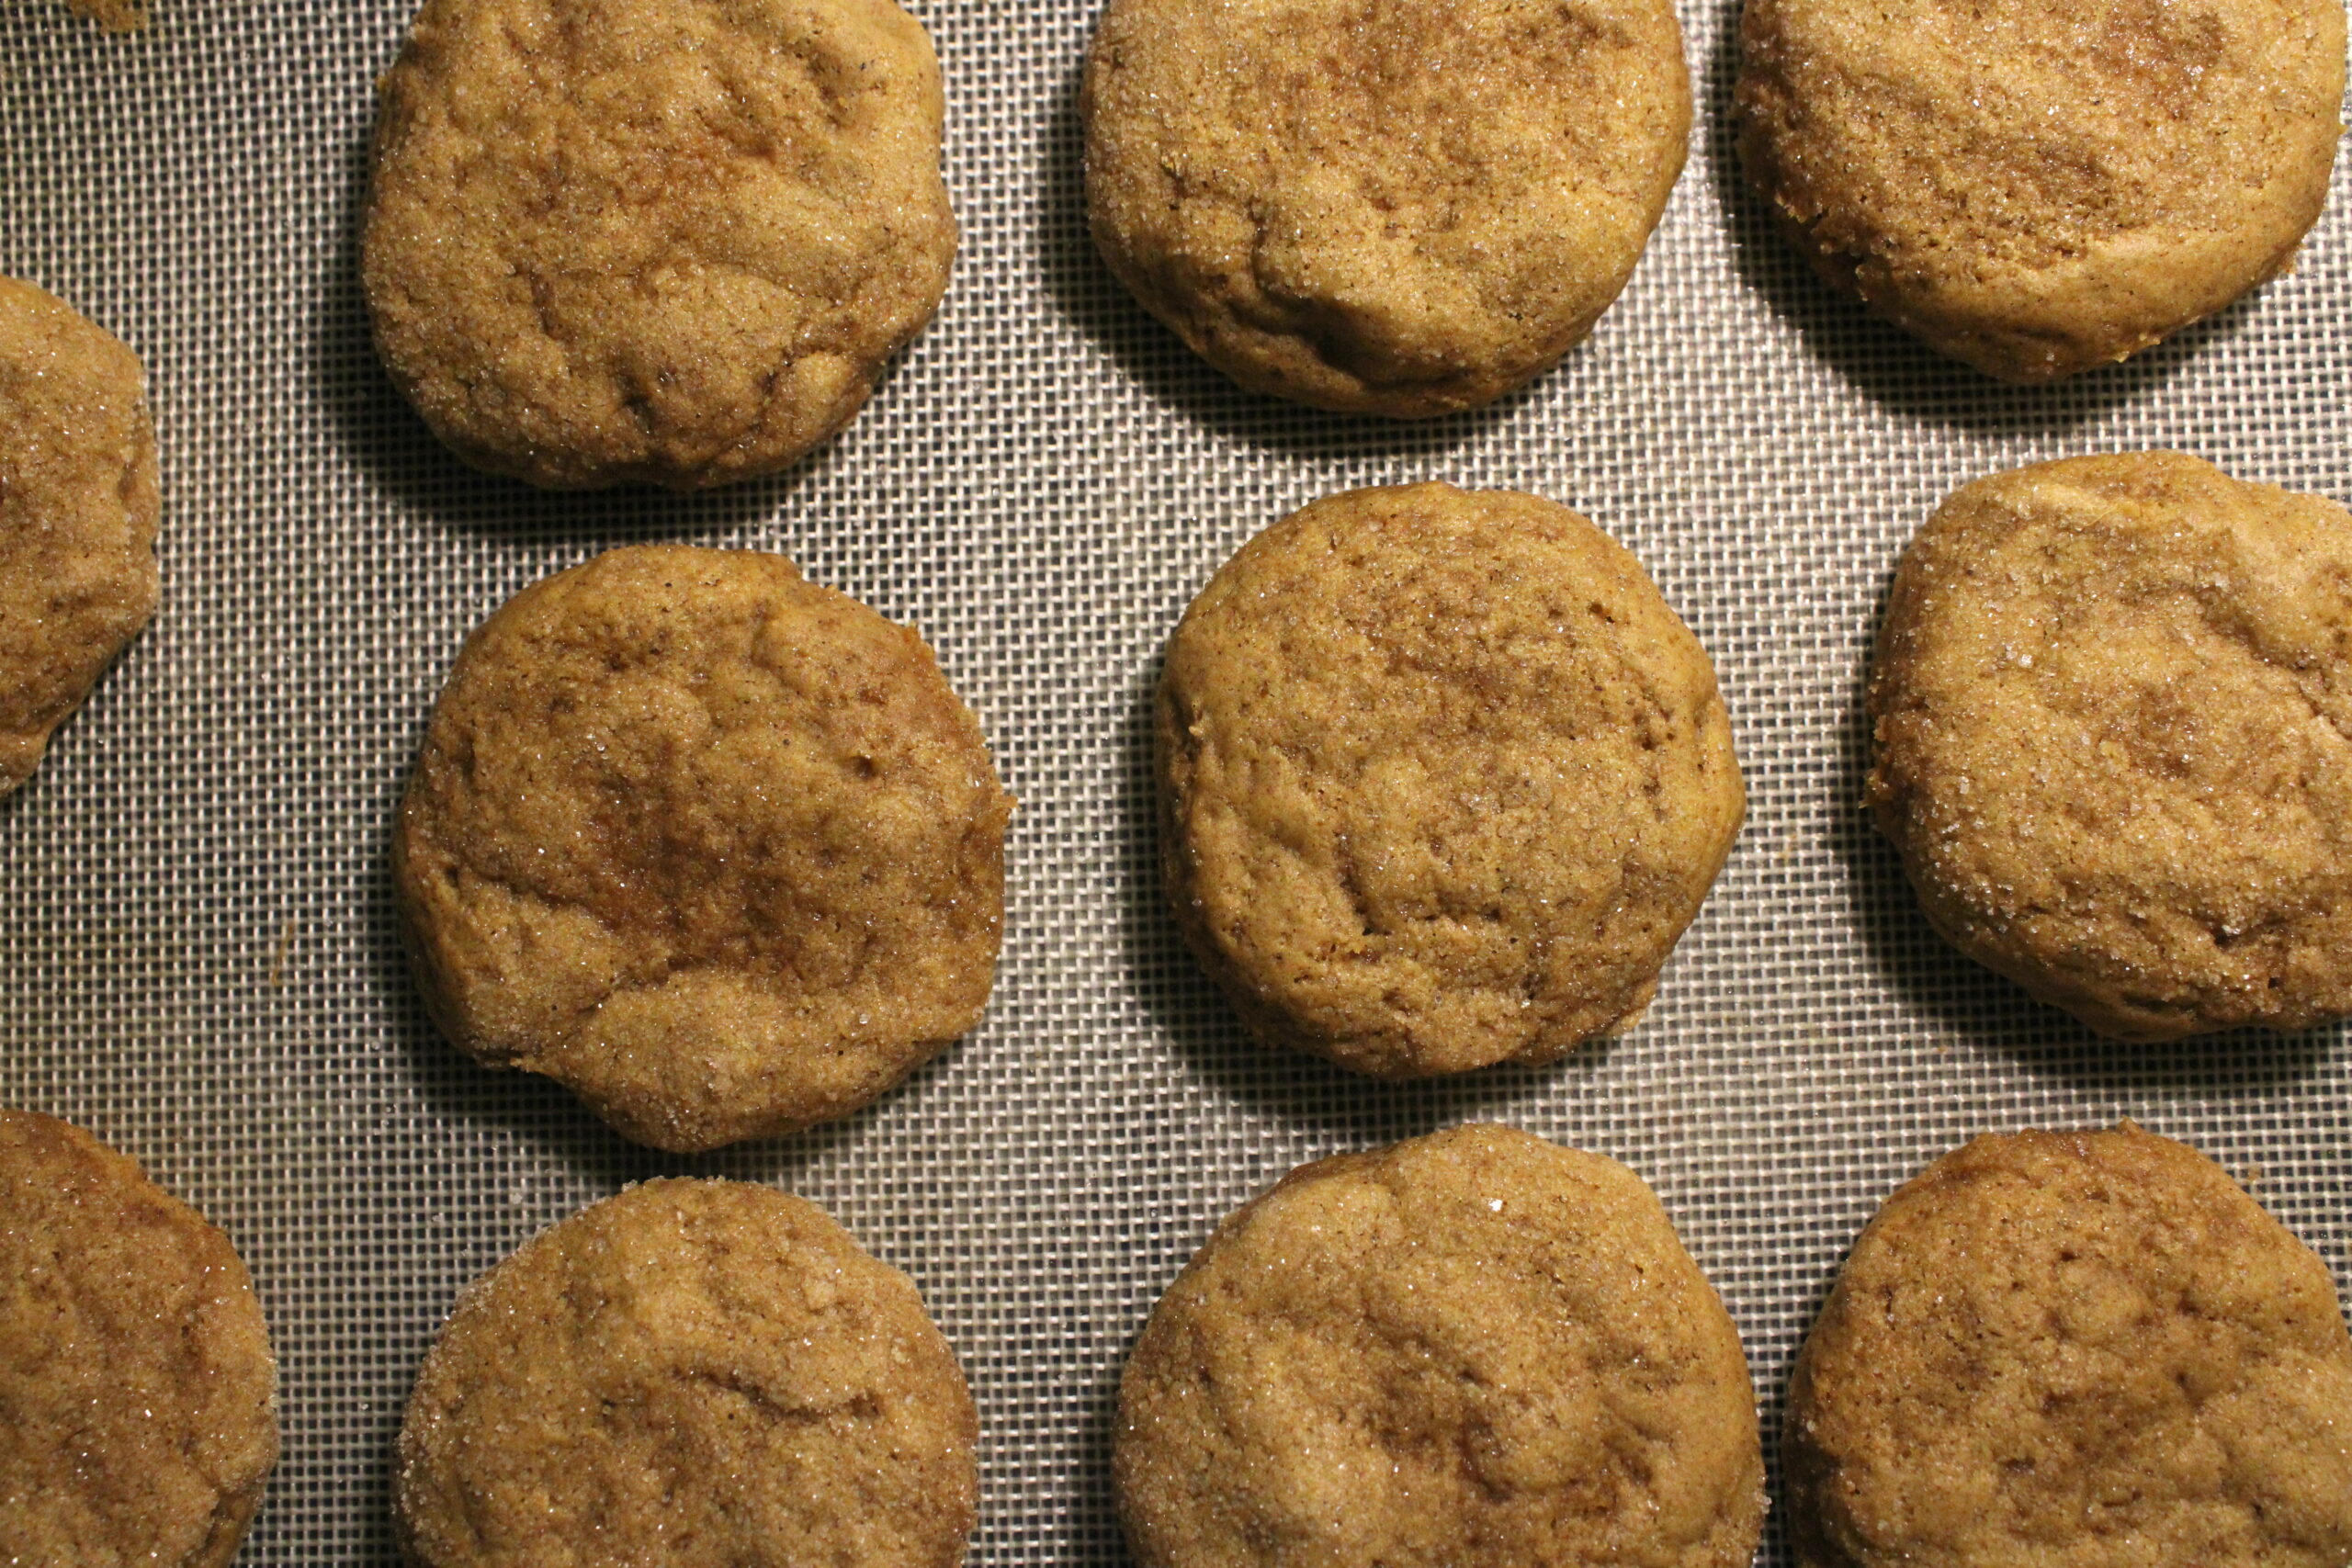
[0, 1108, 279, 1568]
[1159, 482, 1743, 1077]
[394, 545, 1011, 1152]
[0, 276, 160, 796]
[1116, 1124, 1765, 1568]
[1082, 0, 1690, 417]
[1786, 1124, 2352, 1568]
[362, 0, 956, 491]
[1736, 0, 2346, 382]
[1868, 453, 2352, 1041]
[397, 1179, 978, 1568]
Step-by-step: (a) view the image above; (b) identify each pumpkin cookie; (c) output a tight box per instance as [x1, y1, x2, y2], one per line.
[1083, 0, 1690, 415]
[397, 1179, 978, 1568]
[1787, 1124, 2352, 1568]
[1116, 1124, 1765, 1568]
[1868, 453, 2352, 1040]
[395, 545, 1011, 1151]
[0, 276, 160, 796]
[0, 1108, 278, 1568]
[363, 0, 956, 489]
[1159, 483, 1743, 1077]
[64, 0, 148, 28]
[1736, 0, 2346, 381]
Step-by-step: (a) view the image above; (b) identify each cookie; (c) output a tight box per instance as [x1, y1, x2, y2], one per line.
[1736, 0, 2346, 382]
[1116, 1124, 1765, 1568]
[1159, 483, 1743, 1077]
[0, 1108, 278, 1568]
[64, 0, 148, 28]
[397, 1179, 978, 1568]
[362, 0, 956, 490]
[395, 545, 1011, 1152]
[1786, 1124, 2352, 1568]
[0, 276, 160, 796]
[1868, 453, 2352, 1041]
[1083, 0, 1690, 416]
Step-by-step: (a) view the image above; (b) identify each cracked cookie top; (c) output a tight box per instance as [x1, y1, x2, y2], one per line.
[362, 0, 955, 490]
[394, 545, 1010, 1151]
[0, 276, 160, 795]
[1082, 0, 1689, 417]
[1115, 1124, 1765, 1568]
[1868, 453, 2352, 1041]
[1157, 483, 1743, 1077]
[397, 1179, 978, 1568]
[1786, 1124, 2352, 1568]
[1736, 0, 2346, 382]
[0, 1108, 278, 1568]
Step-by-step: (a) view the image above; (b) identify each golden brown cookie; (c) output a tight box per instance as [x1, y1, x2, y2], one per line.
[1786, 1124, 2352, 1568]
[1736, 0, 2346, 382]
[1868, 453, 2352, 1041]
[1082, 0, 1690, 416]
[0, 276, 160, 796]
[362, 0, 956, 490]
[0, 1108, 279, 1568]
[64, 0, 148, 28]
[395, 545, 1011, 1152]
[1116, 1124, 1765, 1568]
[1159, 483, 1743, 1077]
[397, 1179, 978, 1568]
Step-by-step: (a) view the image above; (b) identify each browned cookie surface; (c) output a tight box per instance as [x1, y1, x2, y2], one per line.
[0, 276, 160, 795]
[1869, 453, 2352, 1041]
[1159, 483, 1742, 1077]
[363, 0, 955, 490]
[1736, 0, 2346, 381]
[1116, 1124, 1764, 1568]
[1083, 0, 1689, 416]
[1787, 1124, 2352, 1568]
[64, 0, 148, 28]
[395, 545, 1010, 1151]
[397, 1179, 978, 1568]
[0, 1108, 278, 1568]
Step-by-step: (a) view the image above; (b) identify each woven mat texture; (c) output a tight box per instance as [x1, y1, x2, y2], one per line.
[3, 0, 2348, 1561]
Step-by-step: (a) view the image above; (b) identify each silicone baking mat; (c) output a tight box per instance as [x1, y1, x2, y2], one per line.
[3, 1, 2346, 1561]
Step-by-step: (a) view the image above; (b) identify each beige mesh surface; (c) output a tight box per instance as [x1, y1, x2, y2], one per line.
[3, 2, 2347, 1562]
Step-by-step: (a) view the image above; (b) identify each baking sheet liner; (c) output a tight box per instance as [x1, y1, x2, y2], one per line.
[2, 2, 2347, 1561]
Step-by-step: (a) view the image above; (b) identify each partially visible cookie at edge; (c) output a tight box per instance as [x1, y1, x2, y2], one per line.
[362, 0, 956, 490]
[397, 1178, 978, 1568]
[1786, 1123, 2352, 1568]
[1084, 0, 1690, 416]
[1736, 0, 2346, 381]
[0, 1107, 279, 1568]
[1116, 1123, 1765, 1568]
[0, 275, 161, 796]
[395, 544, 1011, 1152]
[1868, 452, 2352, 1041]
[65, 0, 150, 28]
[1159, 482, 1744, 1077]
